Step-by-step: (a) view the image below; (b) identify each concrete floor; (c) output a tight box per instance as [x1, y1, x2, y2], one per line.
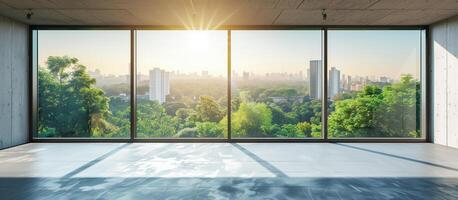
[1, 143, 458, 199]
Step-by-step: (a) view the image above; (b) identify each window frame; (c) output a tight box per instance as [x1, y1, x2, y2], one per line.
[29, 25, 429, 143]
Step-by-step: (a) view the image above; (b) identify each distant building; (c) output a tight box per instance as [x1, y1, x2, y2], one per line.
[149, 68, 170, 104]
[243, 71, 250, 80]
[329, 67, 341, 97]
[309, 60, 322, 99]
[347, 75, 352, 91]
[342, 74, 347, 91]
[306, 66, 310, 83]
[201, 70, 209, 77]
[380, 76, 390, 83]
[352, 83, 364, 91]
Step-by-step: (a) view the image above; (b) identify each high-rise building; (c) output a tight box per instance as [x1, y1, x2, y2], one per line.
[309, 60, 322, 99]
[347, 75, 352, 91]
[329, 67, 341, 97]
[149, 68, 170, 104]
[306, 67, 310, 82]
[243, 71, 250, 80]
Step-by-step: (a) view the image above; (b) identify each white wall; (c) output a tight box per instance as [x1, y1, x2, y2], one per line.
[431, 15, 458, 148]
[0, 15, 29, 149]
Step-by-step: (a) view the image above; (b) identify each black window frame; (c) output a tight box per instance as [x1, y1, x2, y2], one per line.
[29, 25, 430, 143]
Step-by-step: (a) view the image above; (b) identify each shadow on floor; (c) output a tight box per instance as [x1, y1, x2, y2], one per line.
[1, 177, 458, 199]
[62, 143, 131, 178]
[231, 143, 288, 178]
[335, 143, 458, 172]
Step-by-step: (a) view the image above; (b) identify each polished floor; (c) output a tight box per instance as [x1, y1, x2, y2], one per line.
[1, 143, 458, 199]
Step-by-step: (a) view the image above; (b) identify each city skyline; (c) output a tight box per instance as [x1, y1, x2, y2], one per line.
[97, 63, 403, 101]
[38, 30, 422, 79]
[86, 64, 414, 81]
[88, 64, 410, 94]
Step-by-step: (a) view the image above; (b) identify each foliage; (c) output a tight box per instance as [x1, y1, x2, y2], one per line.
[269, 104, 297, 125]
[195, 96, 224, 123]
[328, 94, 383, 137]
[378, 75, 420, 137]
[38, 56, 114, 137]
[136, 100, 177, 138]
[38, 55, 420, 139]
[175, 127, 198, 137]
[196, 122, 224, 138]
[328, 75, 419, 138]
[165, 102, 188, 116]
[296, 122, 312, 137]
[228, 102, 272, 137]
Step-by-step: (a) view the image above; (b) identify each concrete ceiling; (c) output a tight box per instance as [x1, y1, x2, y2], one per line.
[0, 0, 457, 26]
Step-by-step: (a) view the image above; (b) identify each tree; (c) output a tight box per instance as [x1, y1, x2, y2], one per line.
[107, 97, 130, 137]
[136, 100, 177, 137]
[311, 123, 321, 138]
[196, 122, 224, 137]
[291, 98, 315, 122]
[175, 108, 196, 129]
[38, 56, 113, 137]
[225, 102, 272, 137]
[46, 56, 78, 84]
[310, 100, 322, 125]
[231, 96, 242, 111]
[37, 69, 60, 136]
[328, 75, 420, 138]
[328, 85, 384, 137]
[378, 75, 419, 137]
[275, 124, 300, 137]
[165, 102, 188, 116]
[296, 121, 312, 137]
[195, 95, 224, 122]
[269, 104, 297, 125]
[239, 91, 253, 103]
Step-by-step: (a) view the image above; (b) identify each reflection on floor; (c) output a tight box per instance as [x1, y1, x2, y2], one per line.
[1, 143, 458, 199]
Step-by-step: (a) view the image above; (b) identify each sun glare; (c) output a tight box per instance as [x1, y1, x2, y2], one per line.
[187, 30, 210, 51]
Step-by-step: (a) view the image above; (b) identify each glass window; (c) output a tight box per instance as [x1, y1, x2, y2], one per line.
[327, 30, 423, 138]
[37, 30, 131, 138]
[231, 30, 323, 138]
[34, 28, 425, 141]
[136, 30, 227, 138]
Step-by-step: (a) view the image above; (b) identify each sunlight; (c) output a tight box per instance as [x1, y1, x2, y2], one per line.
[187, 30, 210, 52]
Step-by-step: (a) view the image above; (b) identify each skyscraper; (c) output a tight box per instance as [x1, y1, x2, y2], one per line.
[149, 68, 170, 104]
[309, 60, 322, 99]
[329, 67, 341, 97]
[243, 71, 250, 80]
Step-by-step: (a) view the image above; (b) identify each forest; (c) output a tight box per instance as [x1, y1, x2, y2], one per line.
[38, 56, 420, 138]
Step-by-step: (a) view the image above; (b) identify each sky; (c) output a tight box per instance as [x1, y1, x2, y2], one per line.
[37, 29, 423, 79]
[137, 30, 227, 76]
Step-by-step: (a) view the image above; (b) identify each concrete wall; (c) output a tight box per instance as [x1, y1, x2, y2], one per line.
[431, 15, 458, 148]
[0, 15, 29, 149]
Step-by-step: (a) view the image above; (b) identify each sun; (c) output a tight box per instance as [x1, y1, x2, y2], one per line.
[187, 30, 210, 52]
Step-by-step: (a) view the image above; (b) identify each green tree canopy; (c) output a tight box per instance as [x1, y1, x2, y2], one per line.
[195, 95, 224, 122]
[38, 56, 112, 137]
[136, 100, 177, 138]
[378, 74, 420, 137]
[328, 75, 419, 138]
[224, 102, 272, 137]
